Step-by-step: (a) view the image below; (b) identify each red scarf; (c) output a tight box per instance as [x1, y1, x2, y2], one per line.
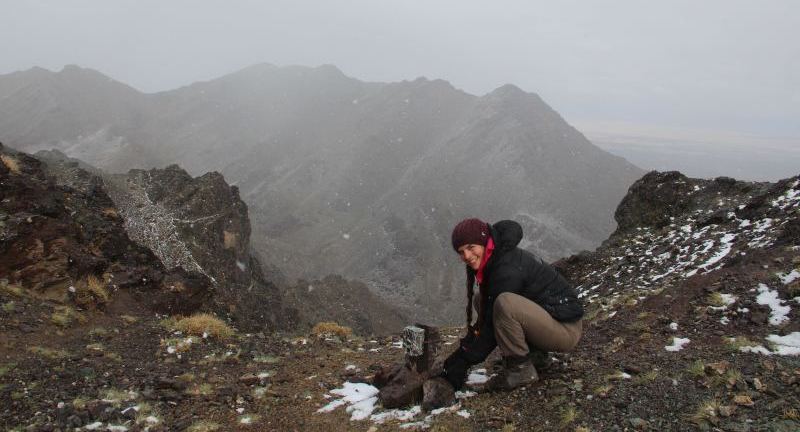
[475, 237, 495, 285]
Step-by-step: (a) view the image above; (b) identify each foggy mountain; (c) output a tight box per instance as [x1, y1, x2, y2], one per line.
[0, 64, 644, 322]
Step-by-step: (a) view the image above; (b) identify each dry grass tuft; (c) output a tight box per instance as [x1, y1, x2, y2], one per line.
[690, 399, 721, 425]
[101, 207, 119, 219]
[28, 346, 70, 359]
[311, 321, 352, 339]
[727, 336, 757, 351]
[51, 305, 86, 328]
[687, 360, 706, 377]
[559, 406, 578, 428]
[1, 283, 25, 298]
[784, 408, 799, 420]
[86, 275, 109, 302]
[175, 313, 234, 340]
[1, 154, 21, 174]
[633, 369, 659, 384]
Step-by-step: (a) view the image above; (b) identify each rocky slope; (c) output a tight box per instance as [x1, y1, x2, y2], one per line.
[3, 146, 797, 430]
[0, 64, 645, 323]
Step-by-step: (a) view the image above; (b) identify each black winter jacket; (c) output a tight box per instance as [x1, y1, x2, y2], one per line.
[442, 220, 583, 389]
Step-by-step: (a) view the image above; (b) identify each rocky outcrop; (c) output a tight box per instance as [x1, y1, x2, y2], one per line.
[612, 171, 768, 235]
[0, 143, 212, 314]
[102, 163, 297, 331]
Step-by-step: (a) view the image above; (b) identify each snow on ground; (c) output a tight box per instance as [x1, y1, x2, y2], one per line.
[318, 381, 474, 426]
[466, 368, 490, 385]
[317, 382, 379, 420]
[756, 284, 791, 325]
[737, 332, 800, 356]
[778, 269, 800, 285]
[665, 337, 691, 352]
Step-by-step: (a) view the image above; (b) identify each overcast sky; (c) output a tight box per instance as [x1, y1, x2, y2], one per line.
[2, 1, 799, 159]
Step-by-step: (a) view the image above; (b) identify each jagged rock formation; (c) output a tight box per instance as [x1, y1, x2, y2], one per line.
[0, 143, 212, 314]
[0, 64, 645, 324]
[33, 148, 404, 334]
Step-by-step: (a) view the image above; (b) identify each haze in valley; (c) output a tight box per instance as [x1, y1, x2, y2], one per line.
[2, 0, 798, 181]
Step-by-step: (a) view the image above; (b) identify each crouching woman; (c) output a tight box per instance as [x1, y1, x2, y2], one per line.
[436, 218, 584, 394]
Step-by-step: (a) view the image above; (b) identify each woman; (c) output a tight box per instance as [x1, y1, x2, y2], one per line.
[436, 218, 584, 393]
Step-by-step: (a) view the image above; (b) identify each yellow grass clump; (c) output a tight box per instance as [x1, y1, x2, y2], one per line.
[51, 305, 86, 327]
[1, 154, 21, 174]
[174, 313, 234, 340]
[86, 275, 109, 303]
[311, 321, 352, 339]
[102, 207, 120, 219]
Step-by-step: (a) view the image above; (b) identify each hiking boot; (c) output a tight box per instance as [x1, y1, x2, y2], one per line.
[422, 377, 455, 411]
[489, 349, 551, 373]
[485, 357, 539, 392]
[528, 348, 552, 371]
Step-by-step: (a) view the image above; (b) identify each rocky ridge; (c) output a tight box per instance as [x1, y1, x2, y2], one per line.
[0, 64, 645, 324]
[2, 141, 798, 431]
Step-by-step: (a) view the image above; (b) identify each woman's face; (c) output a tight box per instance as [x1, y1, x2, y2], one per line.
[457, 244, 485, 270]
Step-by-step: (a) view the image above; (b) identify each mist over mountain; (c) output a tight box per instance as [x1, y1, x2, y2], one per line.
[0, 64, 644, 322]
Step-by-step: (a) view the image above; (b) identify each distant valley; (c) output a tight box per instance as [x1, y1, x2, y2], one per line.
[0, 64, 643, 323]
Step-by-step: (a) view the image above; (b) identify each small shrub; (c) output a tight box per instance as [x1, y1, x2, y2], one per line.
[2, 301, 15, 313]
[687, 360, 706, 377]
[174, 313, 234, 340]
[1, 154, 21, 174]
[100, 388, 136, 406]
[72, 397, 89, 410]
[560, 406, 578, 427]
[101, 207, 119, 219]
[89, 327, 109, 338]
[784, 408, 799, 420]
[51, 306, 86, 328]
[593, 384, 613, 396]
[28, 346, 70, 359]
[1, 284, 25, 297]
[105, 352, 122, 362]
[690, 399, 721, 425]
[311, 321, 352, 339]
[86, 275, 109, 303]
[120, 315, 138, 324]
[633, 369, 659, 384]
[727, 336, 757, 351]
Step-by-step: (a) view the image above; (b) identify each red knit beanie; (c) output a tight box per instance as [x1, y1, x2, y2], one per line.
[451, 218, 489, 251]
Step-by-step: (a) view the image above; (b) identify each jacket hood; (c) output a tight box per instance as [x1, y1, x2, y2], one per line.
[489, 220, 523, 251]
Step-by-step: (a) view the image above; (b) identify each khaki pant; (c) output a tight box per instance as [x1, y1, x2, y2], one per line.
[492, 292, 582, 358]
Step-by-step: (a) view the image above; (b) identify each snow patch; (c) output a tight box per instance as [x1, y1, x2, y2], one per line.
[466, 368, 490, 385]
[737, 333, 800, 356]
[665, 337, 691, 352]
[766, 332, 800, 355]
[778, 270, 800, 285]
[756, 284, 791, 325]
[371, 405, 421, 424]
[317, 382, 379, 421]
